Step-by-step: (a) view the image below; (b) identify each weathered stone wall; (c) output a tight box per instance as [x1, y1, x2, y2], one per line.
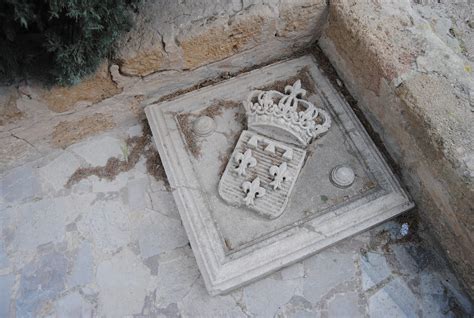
[0, 0, 327, 172]
[319, 0, 474, 297]
[115, 0, 328, 76]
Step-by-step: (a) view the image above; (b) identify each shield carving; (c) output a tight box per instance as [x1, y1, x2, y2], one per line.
[218, 80, 331, 219]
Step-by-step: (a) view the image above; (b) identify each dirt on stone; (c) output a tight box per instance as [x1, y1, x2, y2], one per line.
[311, 45, 402, 177]
[152, 49, 310, 105]
[65, 120, 169, 189]
[52, 113, 116, 149]
[128, 95, 146, 119]
[257, 66, 316, 96]
[0, 88, 23, 125]
[41, 63, 122, 113]
[180, 13, 265, 69]
[176, 99, 242, 159]
[176, 113, 202, 158]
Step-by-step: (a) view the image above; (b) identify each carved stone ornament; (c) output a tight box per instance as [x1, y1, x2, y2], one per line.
[218, 80, 331, 219]
[145, 56, 414, 295]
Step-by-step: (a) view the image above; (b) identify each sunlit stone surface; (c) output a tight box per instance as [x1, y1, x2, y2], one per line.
[145, 56, 414, 295]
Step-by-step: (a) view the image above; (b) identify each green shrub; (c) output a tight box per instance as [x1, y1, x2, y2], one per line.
[0, 0, 140, 85]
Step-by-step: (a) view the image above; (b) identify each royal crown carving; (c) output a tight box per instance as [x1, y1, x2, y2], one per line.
[243, 80, 331, 148]
[218, 79, 332, 219]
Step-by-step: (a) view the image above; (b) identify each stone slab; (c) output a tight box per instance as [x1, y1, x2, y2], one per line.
[145, 55, 413, 295]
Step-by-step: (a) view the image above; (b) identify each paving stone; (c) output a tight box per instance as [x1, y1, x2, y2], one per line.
[138, 211, 188, 259]
[77, 199, 131, 254]
[39, 151, 82, 191]
[1, 164, 41, 205]
[405, 245, 435, 272]
[143, 255, 160, 276]
[155, 302, 181, 318]
[0, 240, 9, 269]
[243, 275, 301, 317]
[147, 190, 180, 219]
[69, 135, 123, 166]
[368, 277, 419, 318]
[327, 292, 363, 317]
[419, 269, 473, 316]
[417, 271, 451, 317]
[7, 197, 80, 254]
[91, 173, 128, 193]
[178, 279, 245, 318]
[0, 274, 14, 318]
[155, 247, 200, 305]
[54, 292, 94, 318]
[360, 251, 391, 291]
[280, 262, 304, 281]
[390, 244, 420, 276]
[96, 248, 151, 317]
[275, 295, 318, 318]
[67, 241, 94, 288]
[16, 249, 68, 317]
[303, 250, 356, 304]
[127, 124, 143, 137]
[127, 177, 148, 210]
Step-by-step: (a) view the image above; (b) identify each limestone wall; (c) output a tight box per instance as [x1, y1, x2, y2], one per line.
[0, 0, 328, 172]
[116, 0, 328, 76]
[319, 0, 474, 297]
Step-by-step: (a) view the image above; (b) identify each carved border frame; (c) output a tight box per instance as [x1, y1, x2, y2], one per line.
[145, 56, 414, 295]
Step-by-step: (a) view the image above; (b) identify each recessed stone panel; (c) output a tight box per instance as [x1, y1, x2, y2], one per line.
[145, 55, 413, 295]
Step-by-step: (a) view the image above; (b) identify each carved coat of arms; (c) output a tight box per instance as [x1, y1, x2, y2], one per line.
[218, 80, 331, 219]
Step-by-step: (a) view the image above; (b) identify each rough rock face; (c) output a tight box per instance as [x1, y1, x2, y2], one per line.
[116, 0, 328, 76]
[40, 63, 122, 113]
[0, 86, 22, 125]
[319, 0, 474, 298]
[0, 0, 327, 171]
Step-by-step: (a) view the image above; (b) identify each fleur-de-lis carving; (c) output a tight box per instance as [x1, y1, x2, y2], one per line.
[242, 177, 266, 207]
[234, 149, 257, 176]
[278, 80, 307, 113]
[269, 162, 290, 190]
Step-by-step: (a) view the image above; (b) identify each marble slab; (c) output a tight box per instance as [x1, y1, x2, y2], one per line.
[145, 55, 414, 295]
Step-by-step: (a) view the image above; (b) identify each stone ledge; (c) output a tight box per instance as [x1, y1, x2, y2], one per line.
[319, 0, 474, 298]
[115, 0, 328, 76]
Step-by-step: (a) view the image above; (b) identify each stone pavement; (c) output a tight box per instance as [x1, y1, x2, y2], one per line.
[1, 119, 472, 318]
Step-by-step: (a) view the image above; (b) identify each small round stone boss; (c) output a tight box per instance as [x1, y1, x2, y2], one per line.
[330, 165, 355, 188]
[192, 116, 216, 137]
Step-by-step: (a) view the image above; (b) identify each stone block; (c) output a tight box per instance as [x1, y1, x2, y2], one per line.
[137, 211, 188, 259]
[145, 56, 413, 294]
[243, 275, 300, 317]
[1, 164, 41, 205]
[39, 151, 82, 191]
[0, 274, 14, 318]
[319, 0, 474, 296]
[360, 252, 391, 291]
[54, 292, 94, 318]
[39, 63, 121, 113]
[96, 248, 150, 317]
[70, 135, 123, 167]
[328, 292, 363, 318]
[76, 198, 130, 254]
[16, 250, 68, 317]
[67, 241, 94, 288]
[116, 0, 328, 76]
[303, 251, 356, 303]
[0, 240, 10, 269]
[368, 277, 419, 318]
[155, 247, 200, 305]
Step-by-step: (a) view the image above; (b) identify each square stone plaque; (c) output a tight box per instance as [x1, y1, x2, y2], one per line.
[145, 55, 414, 295]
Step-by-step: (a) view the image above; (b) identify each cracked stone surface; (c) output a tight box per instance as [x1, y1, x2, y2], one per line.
[0, 120, 472, 317]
